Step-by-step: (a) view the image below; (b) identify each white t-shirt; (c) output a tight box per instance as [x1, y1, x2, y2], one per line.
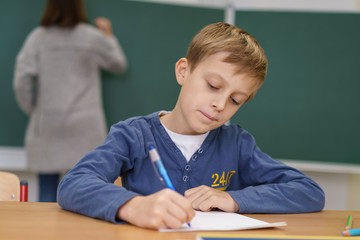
[160, 111, 209, 162]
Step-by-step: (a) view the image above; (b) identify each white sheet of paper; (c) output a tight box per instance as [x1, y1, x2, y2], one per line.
[159, 210, 287, 232]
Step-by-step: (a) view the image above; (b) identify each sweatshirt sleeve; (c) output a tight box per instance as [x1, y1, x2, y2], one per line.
[227, 130, 325, 214]
[13, 29, 40, 115]
[57, 122, 140, 223]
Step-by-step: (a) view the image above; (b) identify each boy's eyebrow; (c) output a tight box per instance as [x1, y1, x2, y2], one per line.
[205, 71, 229, 84]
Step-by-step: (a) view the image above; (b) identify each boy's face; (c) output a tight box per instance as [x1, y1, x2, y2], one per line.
[171, 51, 259, 135]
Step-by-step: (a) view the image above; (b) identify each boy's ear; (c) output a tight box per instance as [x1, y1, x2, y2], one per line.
[175, 58, 188, 86]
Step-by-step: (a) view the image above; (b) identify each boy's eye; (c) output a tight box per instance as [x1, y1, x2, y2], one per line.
[208, 83, 218, 89]
[231, 98, 240, 105]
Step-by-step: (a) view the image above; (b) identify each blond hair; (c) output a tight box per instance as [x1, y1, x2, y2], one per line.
[186, 22, 268, 101]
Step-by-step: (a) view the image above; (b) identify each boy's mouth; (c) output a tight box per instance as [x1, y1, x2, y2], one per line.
[200, 111, 218, 122]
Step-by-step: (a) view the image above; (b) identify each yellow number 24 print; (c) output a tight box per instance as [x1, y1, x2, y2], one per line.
[211, 170, 235, 190]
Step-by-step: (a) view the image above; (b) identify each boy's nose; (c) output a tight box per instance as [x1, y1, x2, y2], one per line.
[211, 96, 226, 111]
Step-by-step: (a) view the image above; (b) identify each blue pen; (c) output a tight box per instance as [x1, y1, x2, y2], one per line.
[148, 145, 191, 227]
[149, 145, 175, 190]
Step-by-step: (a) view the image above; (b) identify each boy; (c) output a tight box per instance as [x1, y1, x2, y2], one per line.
[58, 22, 325, 229]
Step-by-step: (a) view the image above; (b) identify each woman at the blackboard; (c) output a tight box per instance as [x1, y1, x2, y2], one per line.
[13, 0, 127, 202]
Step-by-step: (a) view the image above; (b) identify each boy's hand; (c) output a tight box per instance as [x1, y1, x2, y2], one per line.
[94, 17, 113, 36]
[184, 185, 240, 212]
[117, 189, 195, 229]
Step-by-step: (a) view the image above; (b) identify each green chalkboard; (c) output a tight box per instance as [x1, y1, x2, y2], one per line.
[1, 1, 359, 165]
[233, 11, 360, 164]
[0, 0, 46, 146]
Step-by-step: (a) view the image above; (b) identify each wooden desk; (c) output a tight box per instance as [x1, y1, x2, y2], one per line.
[0, 202, 359, 240]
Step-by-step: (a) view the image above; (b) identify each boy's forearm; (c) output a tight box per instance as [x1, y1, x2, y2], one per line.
[57, 171, 139, 224]
[227, 180, 325, 214]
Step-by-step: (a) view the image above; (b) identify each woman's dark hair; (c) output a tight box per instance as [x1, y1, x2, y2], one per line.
[40, 0, 88, 27]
